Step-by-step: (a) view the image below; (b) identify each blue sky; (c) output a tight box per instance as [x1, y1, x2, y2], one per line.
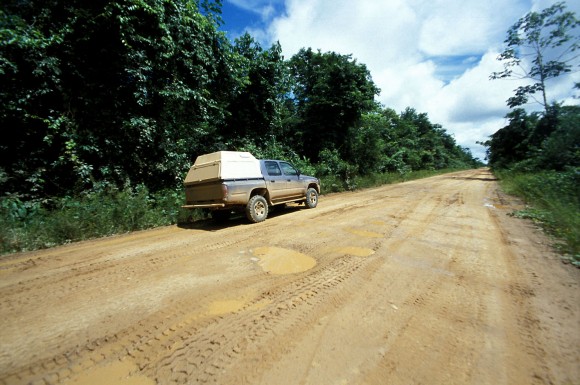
[220, 0, 580, 161]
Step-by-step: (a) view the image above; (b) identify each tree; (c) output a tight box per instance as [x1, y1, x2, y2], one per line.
[223, 34, 289, 143]
[491, 2, 580, 113]
[0, 0, 233, 199]
[287, 48, 380, 160]
[487, 109, 540, 168]
[539, 105, 580, 170]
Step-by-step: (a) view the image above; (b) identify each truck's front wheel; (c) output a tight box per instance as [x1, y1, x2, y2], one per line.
[246, 195, 268, 223]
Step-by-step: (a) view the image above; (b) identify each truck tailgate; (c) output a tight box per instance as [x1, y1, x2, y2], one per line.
[185, 182, 225, 204]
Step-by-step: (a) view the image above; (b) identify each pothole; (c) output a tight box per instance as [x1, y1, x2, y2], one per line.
[252, 247, 316, 275]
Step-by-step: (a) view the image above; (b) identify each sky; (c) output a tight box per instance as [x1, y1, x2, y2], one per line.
[220, 0, 580, 161]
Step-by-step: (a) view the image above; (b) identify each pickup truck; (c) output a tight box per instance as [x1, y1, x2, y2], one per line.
[182, 151, 320, 223]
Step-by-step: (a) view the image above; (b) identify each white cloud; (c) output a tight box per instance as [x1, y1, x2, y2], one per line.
[423, 51, 518, 160]
[259, 0, 579, 161]
[416, 0, 529, 56]
[373, 61, 445, 113]
[426, 51, 514, 123]
[270, 0, 422, 68]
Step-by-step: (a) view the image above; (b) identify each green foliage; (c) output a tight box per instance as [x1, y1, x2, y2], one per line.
[491, 2, 580, 112]
[487, 108, 539, 168]
[0, 184, 196, 255]
[487, 3, 579, 266]
[1, 0, 232, 198]
[348, 108, 480, 174]
[496, 169, 580, 266]
[287, 48, 380, 160]
[317, 148, 359, 191]
[487, 105, 579, 171]
[540, 106, 580, 170]
[224, 34, 290, 141]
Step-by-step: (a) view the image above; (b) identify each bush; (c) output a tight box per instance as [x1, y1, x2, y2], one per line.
[0, 184, 195, 255]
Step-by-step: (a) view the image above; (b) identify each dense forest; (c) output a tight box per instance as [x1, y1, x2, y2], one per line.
[0, 0, 479, 204]
[485, 104, 579, 171]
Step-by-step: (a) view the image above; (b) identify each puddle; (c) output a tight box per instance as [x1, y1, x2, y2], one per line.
[63, 360, 155, 385]
[346, 229, 383, 238]
[252, 247, 316, 275]
[208, 299, 247, 315]
[334, 247, 375, 257]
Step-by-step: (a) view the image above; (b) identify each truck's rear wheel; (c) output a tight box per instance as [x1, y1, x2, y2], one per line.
[246, 195, 268, 223]
[305, 188, 318, 208]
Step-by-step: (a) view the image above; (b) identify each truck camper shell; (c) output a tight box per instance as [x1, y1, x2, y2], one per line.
[184, 151, 262, 185]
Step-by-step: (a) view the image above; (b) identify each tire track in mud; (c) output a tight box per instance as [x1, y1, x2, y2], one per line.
[0, 226, 284, 383]
[3, 247, 386, 385]
[0, 227, 268, 322]
[1, 200, 396, 384]
[205, 254, 387, 385]
[356, 172, 511, 384]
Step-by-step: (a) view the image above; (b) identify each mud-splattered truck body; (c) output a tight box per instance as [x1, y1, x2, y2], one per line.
[182, 151, 320, 223]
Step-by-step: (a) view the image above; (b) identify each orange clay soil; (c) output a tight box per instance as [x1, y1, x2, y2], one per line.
[1, 169, 578, 385]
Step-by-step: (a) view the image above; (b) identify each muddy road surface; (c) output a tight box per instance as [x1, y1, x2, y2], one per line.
[1, 169, 579, 385]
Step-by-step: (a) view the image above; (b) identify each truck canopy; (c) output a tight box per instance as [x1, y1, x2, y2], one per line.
[184, 151, 262, 185]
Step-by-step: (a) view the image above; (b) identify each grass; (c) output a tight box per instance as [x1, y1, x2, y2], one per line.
[495, 168, 580, 267]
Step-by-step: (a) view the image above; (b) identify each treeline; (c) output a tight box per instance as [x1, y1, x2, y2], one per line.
[0, 0, 479, 205]
[485, 104, 580, 172]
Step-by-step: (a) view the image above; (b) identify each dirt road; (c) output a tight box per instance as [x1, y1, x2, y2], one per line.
[1, 169, 578, 385]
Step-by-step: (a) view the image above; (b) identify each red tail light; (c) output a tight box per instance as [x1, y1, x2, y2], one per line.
[222, 184, 228, 201]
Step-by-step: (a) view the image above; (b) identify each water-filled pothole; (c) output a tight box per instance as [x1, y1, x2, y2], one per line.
[252, 247, 316, 275]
